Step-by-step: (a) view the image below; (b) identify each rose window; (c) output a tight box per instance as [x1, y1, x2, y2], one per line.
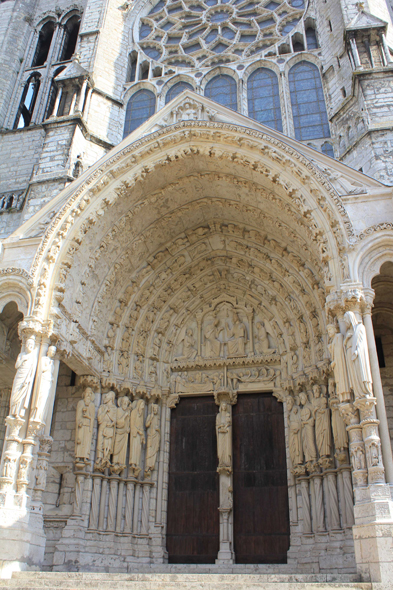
[137, 0, 307, 68]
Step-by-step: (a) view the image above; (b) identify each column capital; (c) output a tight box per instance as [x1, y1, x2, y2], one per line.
[326, 282, 371, 317]
[18, 317, 52, 341]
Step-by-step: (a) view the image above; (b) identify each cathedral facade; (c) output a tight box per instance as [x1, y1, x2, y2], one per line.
[0, 0, 393, 586]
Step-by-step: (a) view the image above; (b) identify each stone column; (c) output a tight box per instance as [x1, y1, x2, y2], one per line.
[141, 482, 153, 535]
[31, 435, 53, 513]
[0, 389, 11, 456]
[89, 473, 103, 530]
[362, 300, 393, 484]
[299, 475, 312, 534]
[350, 37, 362, 68]
[107, 475, 120, 532]
[214, 387, 236, 564]
[77, 79, 88, 112]
[124, 479, 136, 533]
[133, 482, 141, 534]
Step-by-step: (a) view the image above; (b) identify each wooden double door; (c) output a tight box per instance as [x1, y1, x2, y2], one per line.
[166, 393, 289, 564]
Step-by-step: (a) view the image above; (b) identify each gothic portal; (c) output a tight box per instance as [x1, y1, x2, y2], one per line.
[0, 0, 393, 586]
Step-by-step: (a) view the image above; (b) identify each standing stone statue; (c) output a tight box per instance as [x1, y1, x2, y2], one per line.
[204, 319, 222, 358]
[299, 391, 317, 464]
[287, 396, 303, 468]
[216, 402, 232, 473]
[312, 384, 332, 458]
[75, 387, 96, 462]
[129, 399, 145, 477]
[328, 380, 348, 452]
[227, 312, 247, 357]
[30, 345, 57, 424]
[255, 321, 275, 354]
[95, 391, 117, 470]
[144, 404, 160, 478]
[175, 328, 197, 361]
[327, 323, 351, 403]
[9, 337, 37, 418]
[112, 396, 131, 471]
[343, 311, 373, 400]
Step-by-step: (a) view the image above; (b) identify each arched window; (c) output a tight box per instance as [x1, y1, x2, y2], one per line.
[305, 27, 318, 50]
[14, 74, 41, 129]
[205, 74, 237, 111]
[32, 21, 55, 67]
[289, 61, 330, 141]
[123, 89, 156, 137]
[247, 68, 282, 131]
[321, 142, 334, 158]
[60, 16, 81, 62]
[165, 81, 193, 104]
[44, 66, 66, 120]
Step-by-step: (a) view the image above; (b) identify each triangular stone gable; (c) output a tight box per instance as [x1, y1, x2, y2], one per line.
[346, 9, 387, 31]
[55, 60, 89, 81]
[10, 90, 384, 241]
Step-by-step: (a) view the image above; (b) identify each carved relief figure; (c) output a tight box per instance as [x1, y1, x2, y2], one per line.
[175, 328, 197, 361]
[227, 312, 247, 357]
[204, 319, 222, 358]
[343, 312, 373, 400]
[95, 391, 117, 469]
[31, 346, 57, 424]
[255, 321, 275, 354]
[299, 391, 317, 464]
[328, 380, 348, 452]
[112, 396, 131, 471]
[75, 387, 96, 462]
[216, 402, 232, 473]
[312, 385, 331, 458]
[144, 404, 160, 478]
[129, 399, 145, 477]
[287, 396, 303, 467]
[9, 337, 36, 417]
[327, 324, 351, 403]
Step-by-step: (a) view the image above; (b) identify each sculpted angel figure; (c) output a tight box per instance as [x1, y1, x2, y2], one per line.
[312, 384, 331, 458]
[95, 391, 117, 469]
[31, 346, 57, 424]
[299, 391, 317, 464]
[343, 311, 373, 400]
[144, 404, 160, 478]
[287, 396, 303, 467]
[175, 328, 197, 361]
[327, 323, 351, 403]
[204, 319, 222, 358]
[112, 396, 131, 471]
[129, 399, 145, 477]
[227, 312, 247, 357]
[75, 387, 96, 462]
[216, 402, 232, 473]
[9, 337, 37, 418]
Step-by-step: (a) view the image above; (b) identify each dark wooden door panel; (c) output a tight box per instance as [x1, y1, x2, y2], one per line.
[233, 393, 290, 564]
[166, 396, 219, 564]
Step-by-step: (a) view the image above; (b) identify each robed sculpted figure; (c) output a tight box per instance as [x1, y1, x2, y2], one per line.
[95, 391, 117, 469]
[204, 319, 221, 358]
[9, 337, 36, 417]
[112, 396, 131, 470]
[227, 313, 247, 357]
[299, 391, 317, 464]
[31, 345, 57, 424]
[129, 399, 145, 477]
[144, 404, 160, 478]
[328, 380, 348, 451]
[343, 311, 373, 400]
[75, 387, 96, 462]
[175, 328, 197, 361]
[312, 385, 331, 457]
[216, 402, 232, 473]
[327, 324, 350, 403]
[287, 396, 303, 467]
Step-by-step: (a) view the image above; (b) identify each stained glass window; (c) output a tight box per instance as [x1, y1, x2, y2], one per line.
[289, 61, 330, 141]
[165, 81, 193, 103]
[247, 68, 282, 131]
[123, 90, 156, 137]
[205, 74, 237, 110]
[321, 142, 334, 158]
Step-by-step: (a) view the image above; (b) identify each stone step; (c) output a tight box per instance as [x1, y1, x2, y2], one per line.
[0, 572, 372, 590]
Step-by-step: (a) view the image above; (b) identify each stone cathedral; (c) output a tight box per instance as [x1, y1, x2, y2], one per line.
[1, 0, 393, 587]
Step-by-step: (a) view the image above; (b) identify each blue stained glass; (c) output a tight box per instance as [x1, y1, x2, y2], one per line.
[189, 28, 206, 38]
[140, 23, 152, 38]
[291, 0, 304, 6]
[306, 27, 318, 49]
[189, 4, 204, 10]
[165, 81, 193, 103]
[161, 21, 175, 30]
[149, 0, 165, 14]
[167, 35, 182, 43]
[205, 74, 237, 110]
[205, 29, 218, 42]
[321, 142, 334, 158]
[222, 27, 235, 39]
[143, 46, 162, 58]
[258, 18, 275, 28]
[233, 21, 251, 28]
[168, 5, 183, 13]
[212, 42, 229, 52]
[281, 19, 299, 34]
[210, 10, 230, 22]
[289, 61, 330, 141]
[206, 0, 218, 5]
[184, 42, 201, 52]
[123, 90, 156, 137]
[240, 33, 256, 41]
[265, 1, 279, 9]
[247, 67, 282, 131]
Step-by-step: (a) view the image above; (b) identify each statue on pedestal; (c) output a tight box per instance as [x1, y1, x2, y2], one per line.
[216, 402, 232, 474]
[327, 323, 351, 403]
[343, 311, 373, 400]
[95, 391, 117, 470]
[129, 399, 145, 477]
[75, 387, 96, 462]
[312, 385, 332, 458]
[112, 396, 131, 472]
[9, 337, 36, 418]
[30, 346, 57, 424]
[144, 404, 160, 478]
[299, 391, 317, 465]
[287, 396, 303, 468]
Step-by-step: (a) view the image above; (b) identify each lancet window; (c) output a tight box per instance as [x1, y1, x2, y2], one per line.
[205, 74, 237, 111]
[123, 89, 156, 137]
[165, 81, 194, 104]
[60, 16, 81, 62]
[14, 74, 41, 129]
[247, 67, 282, 131]
[31, 21, 55, 67]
